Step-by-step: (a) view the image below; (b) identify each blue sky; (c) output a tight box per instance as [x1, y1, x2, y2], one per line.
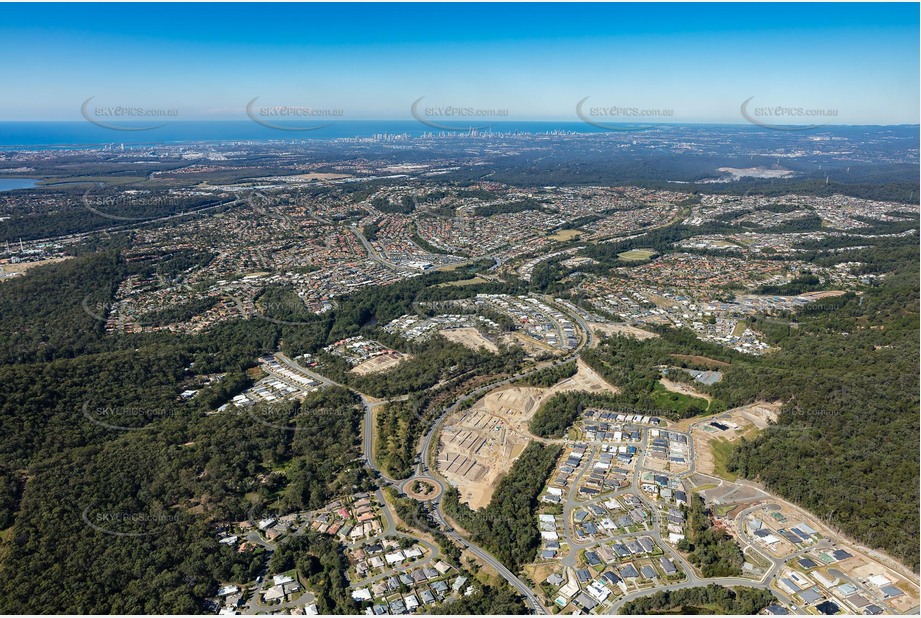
[0, 3, 917, 124]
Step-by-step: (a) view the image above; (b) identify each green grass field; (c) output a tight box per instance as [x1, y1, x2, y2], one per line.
[549, 229, 582, 241]
[618, 248, 657, 261]
[714, 503, 736, 517]
[710, 438, 739, 481]
[435, 276, 488, 287]
[650, 381, 710, 415]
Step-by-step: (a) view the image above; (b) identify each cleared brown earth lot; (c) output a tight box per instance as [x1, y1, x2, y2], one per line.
[438, 360, 618, 509]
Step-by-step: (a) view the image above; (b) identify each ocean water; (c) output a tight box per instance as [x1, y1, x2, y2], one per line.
[0, 121, 915, 151]
[0, 121, 618, 149]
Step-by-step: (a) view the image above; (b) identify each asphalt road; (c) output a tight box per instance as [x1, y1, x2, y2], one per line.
[275, 352, 548, 611]
[349, 224, 416, 273]
[274, 301, 880, 617]
[402, 302, 597, 614]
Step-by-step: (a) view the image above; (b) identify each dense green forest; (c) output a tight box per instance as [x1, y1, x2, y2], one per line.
[528, 257, 567, 293]
[374, 399, 422, 479]
[580, 332, 730, 417]
[529, 391, 634, 438]
[721, 262, 920, 570]
[443, 442, 562, 572]
[0, 187, 222, 242]
[525, 331, 733, 439]
[372, 195, 415, 214]
[515, 360, 577, 387]
[473, 198, 548, 217]
[0, 409, 275, 612]
[0, 251, 118, 364]
[678, 496, 744, 577]
[0, 384, 365, 613]
[0, 464, 23, 530]
[0, 250, 373, 612]
[266, 387, 367, 513]
[619, 584, 775, 615]
[428, 584, 529, 614]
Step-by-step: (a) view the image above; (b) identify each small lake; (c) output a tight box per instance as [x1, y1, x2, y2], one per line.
[0, 178, 39, 192]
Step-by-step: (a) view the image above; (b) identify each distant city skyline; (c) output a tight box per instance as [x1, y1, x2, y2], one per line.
[0, 3, 918, 125]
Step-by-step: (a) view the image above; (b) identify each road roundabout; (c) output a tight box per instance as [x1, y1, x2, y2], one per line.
[401, 477, 443, 501]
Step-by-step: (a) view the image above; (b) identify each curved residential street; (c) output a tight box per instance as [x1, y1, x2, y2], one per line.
[275, 298, 919, 617]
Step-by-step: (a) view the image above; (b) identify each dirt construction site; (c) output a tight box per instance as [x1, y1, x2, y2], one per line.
[659, 377, 713, 404]
[684, 401, 781, 476]
[437, 327, 499, 353]
[438, 360, 618, 509]
[589, 321, 659, 343]
[349, 351, 412, 375]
